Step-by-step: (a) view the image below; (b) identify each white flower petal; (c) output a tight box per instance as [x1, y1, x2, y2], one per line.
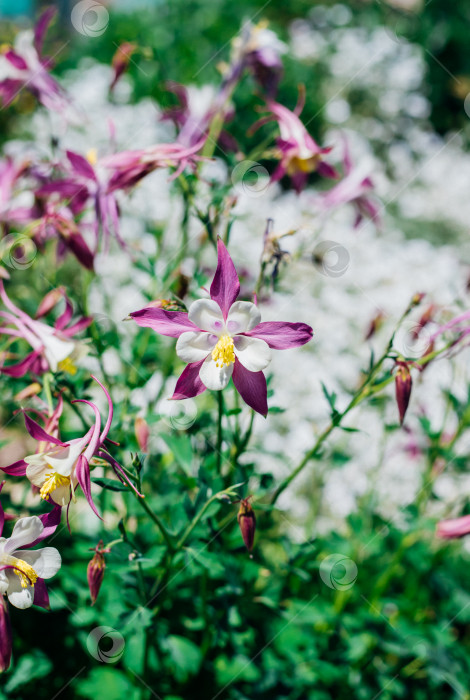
[227, 301, 261, 334]
[199, 355, 233, 390]
[234, 336, 271, 372]
[21, 548, 61, 580]
[0, 570, 9, 595]
[188, 299, 225, 333]
[4, 516, 43, 554]
[46, 437, 87, 476]
[176, 331, 214, 364]
[25, 457, 49, 488]
[5, 571, 34, 609]
[50, 484, 72, 507]
[33, 323, 76, 372]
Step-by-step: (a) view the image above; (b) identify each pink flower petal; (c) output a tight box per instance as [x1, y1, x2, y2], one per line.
[244, 321, 313, 349]
[170, 360, 206, 400]
[33, 578, 50, 609]
[232, 359, 268, 416]
[210, 238, 240, 320]
[130, 307, 199, 337]
[437, 515, 470, 539]
[24, 414, 67, 447]
[0, 460, 27, 477]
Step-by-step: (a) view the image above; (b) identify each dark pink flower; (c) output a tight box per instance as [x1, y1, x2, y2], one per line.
[394, 360, 413, 425]
[87, 540, 109, 605]
[253, 96, 338, 193]
[437, 515, 470, 539]
[237, 496, 256, 551]
[131, 239, 313, 416]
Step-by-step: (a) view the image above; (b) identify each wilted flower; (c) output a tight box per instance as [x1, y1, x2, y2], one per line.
[87, 540, 109, 605]
[0, 281, 91, 377]
[131, 239, 313, 415]
[237, 497, 256, 551]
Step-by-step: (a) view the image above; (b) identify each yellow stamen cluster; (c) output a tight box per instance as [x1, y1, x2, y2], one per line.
[40, 472, 71, 501]
[0, 554, 38, 589]
[211, 334, 235, 368]
[58, 357, 77, 375]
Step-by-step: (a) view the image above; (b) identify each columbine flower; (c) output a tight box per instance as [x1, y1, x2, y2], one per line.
[0, 488, 62, 610]
[131, 239, 313, 415]
[0, 8, 70, 114]
[317, 137, 380, 228]
[254, 96, 338, 193]
[230, 21, 287, 96]
[4, 377, 139, 516]
[0, 281, 91, 377]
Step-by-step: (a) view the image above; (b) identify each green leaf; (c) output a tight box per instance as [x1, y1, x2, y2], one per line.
[4, 651, 52, 693]
[160, 433, 193, 474]
[164, 636, 202, 681]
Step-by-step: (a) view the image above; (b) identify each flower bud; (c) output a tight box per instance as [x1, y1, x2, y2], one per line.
[134, 417, 150, 453]
[87, 542, 107, 606]
[237, 497, 256, 552]
[0, 596, 12, 673]
[395, 362, 412, 425]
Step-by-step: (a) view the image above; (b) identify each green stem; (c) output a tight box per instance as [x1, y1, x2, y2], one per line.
[176, 484, 242, 550]
[43, 373, 54, 416]
[136, 496, 175, 552]
[216, 391, 224, 473]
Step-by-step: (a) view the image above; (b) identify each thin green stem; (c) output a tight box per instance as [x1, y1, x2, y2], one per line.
[136, 496, 175, 552]
[216, 391, 224, 473]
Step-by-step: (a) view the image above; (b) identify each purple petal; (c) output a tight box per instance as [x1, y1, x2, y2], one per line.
[24, 414, 66, 447]
[130, 307, 199, 337]
[62, 231, 95, 271]
[232, 359, 268, 417]
[32, 504, 62, 545]
[0, 481, 4, 537]
[66, 150, 97, 181]
[76, 454, 102, 519]
[1, 460, 27, 476]
[317, 161, 339, 180]
[5, 50, 28, 71]
[33, 579, 50, 609]
[0, 351, 41, 377]
[209, 238, 240, 319]
[55, 296, 73, 330]
[170, 360, 206, 400]
[34, 7, 57, 57]
[244, 321, 313, 349]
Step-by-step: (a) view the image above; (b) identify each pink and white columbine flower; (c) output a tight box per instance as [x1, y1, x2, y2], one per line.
[0, 8, 70, 115]
[317, 137, 380, 228]
[3, 377, 138, 516]
[0, 282, 91, 377]
[254, 97, 338, 193]
[131, 239, 313, 415]
[0, 487, 62, 610]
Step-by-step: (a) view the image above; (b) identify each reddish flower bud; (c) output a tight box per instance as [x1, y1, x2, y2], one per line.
[237, 497, 256, 552]
[395, 361, 412, 425]
[0, 596, 12, 673]
[36, 287, 65, 318]
[365, 311, 385, 340]
[134, 417, 150, 453]
[87, 541, 107, 606]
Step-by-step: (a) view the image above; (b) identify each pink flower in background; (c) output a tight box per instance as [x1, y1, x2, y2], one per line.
[131, 239, 313, 415]
[0, 8, 70, 114]
[317, 138, 380, 227]
[253, 96, 338, 193]
[437, 515, 470, 539]
[0, 282, 91, 377]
